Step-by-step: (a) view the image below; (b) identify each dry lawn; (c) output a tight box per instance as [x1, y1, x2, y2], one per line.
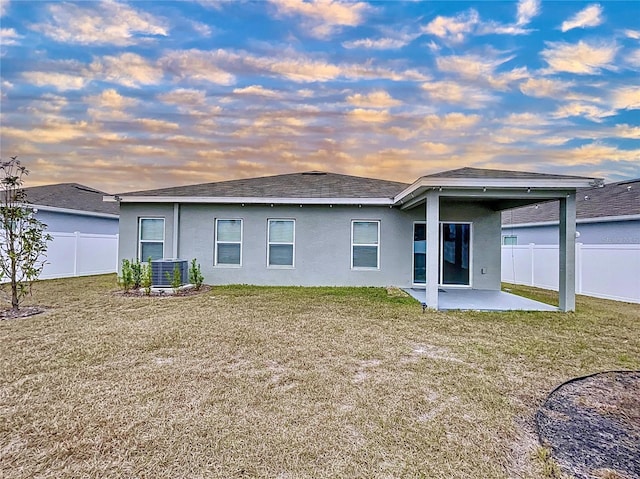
[1, 275, 638, 479]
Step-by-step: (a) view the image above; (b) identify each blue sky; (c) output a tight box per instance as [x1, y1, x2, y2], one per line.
[1, 0, 638, 192]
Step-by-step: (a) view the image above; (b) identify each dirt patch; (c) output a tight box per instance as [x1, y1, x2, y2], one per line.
[112, 285, 212, 298]
[536, 371, 640, 479]
[1, 306, 47, 320]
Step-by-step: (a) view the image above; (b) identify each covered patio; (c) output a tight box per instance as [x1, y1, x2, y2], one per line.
[403, 287, 558, 312]
[393, 168, 601, 312]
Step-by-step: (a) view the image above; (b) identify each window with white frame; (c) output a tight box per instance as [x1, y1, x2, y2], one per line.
[268, 219, 295, 267]
[352, 220, 380, 269]
[139, 218, 165, 260]
[502, 235, 517, 246]
[215, 219, 242, 266]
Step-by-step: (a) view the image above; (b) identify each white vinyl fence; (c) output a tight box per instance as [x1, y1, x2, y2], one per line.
[39, 232, 119, 280]
[502, 243, 640, 304]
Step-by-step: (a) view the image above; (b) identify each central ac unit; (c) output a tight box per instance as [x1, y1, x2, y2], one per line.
[151, 259, 188, 287]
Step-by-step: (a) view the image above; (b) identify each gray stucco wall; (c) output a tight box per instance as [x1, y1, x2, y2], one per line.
[501, 219, 640, 245]
[119, 201, 502, 289]
[36, 210, 119, 235]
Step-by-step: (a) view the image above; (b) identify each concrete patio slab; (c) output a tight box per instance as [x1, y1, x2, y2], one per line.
[403, 288, 558, 312]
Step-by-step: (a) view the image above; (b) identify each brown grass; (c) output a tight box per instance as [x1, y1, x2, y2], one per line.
[1, 275, 638, 478]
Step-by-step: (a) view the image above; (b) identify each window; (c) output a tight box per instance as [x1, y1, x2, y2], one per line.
[268, 219, 294, 267]
[215, 219, 242, 266]
[139, 218, 164, 260]
[352, 220, 379, 269]
[502, 235, 517, 246]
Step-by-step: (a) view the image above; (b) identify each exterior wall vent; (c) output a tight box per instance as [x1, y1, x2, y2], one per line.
[151, 259, 188, 287]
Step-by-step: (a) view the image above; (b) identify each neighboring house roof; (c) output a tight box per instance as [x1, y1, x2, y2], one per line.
[23, 183, 119, 217]
[119, 171, 409, 199]
[502, 178, 640, 226]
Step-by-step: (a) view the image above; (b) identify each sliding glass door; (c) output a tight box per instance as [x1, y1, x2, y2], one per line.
[413, 223, 426, 284]
[413, 222, 471, 286]
[440, 223, 471, 286]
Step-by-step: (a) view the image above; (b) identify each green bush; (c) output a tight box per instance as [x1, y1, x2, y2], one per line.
[189, 258, 204, 290]
[141, 258, 152, 295]
[118, 259, 134, 292]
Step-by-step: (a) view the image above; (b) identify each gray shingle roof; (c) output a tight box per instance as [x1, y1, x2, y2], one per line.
[120, 171, 410, 199]
[423, 167, 591, 180]
[502, 178, 640, 224]
[23, 183, 119, 216]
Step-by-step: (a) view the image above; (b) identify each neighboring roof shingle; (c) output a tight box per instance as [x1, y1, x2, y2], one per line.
[502, 179, 640, 224]
[23, 183, 119, 216]
[120, 171, 410, 199]
[423, 167, 592, 180]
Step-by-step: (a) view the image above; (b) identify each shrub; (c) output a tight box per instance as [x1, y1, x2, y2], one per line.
[119, 259, 134, 292]
[165, 265, 182, 293]
[141, 258, 152, 295]
[189, 258, 204, 290]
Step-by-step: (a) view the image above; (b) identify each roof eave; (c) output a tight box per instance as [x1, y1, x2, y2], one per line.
[394, 177, 601, 204]
[111, 196, 395, 206]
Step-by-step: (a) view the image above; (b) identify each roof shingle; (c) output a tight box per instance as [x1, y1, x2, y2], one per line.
[502, 178, 640, 224]
[23, 183, 119, 216]
[120, 171, 409, 199]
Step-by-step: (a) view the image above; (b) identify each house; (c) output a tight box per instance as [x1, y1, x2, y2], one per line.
[107, 168, 599, 311]
[23, 183, 119, 234]
[501, 178, 640, 245]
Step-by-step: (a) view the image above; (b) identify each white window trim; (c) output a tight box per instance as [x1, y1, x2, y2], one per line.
[351, 220, 380, 270]
[138, 217, 165, 261]
[267, 218, 295, 269]
[214, 218, 243, 267]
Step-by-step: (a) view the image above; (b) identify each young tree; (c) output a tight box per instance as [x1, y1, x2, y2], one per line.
[0, 157, 51, 311]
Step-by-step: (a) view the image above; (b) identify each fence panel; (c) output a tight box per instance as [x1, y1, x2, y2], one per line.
[502, 243, 640, 304]
[39, 232, 118, 280]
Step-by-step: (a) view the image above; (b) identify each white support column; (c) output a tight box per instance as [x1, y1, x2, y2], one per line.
[559, 193, 576, 312]
[172, 203, 179, 259]
[426, 191, 440, 309]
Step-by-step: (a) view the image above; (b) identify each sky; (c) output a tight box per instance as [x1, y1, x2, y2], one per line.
[0, 0, 639, 193]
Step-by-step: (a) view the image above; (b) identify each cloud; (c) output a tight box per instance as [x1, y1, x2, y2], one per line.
[159, 48, 428, 84]
[552, 102, 613, 122]
[422, 9, 479, 43]
[623, 29, 640, 39]
[136, 118, 180, 132]
[0, 28, 22, 46]
[421, 81, 494, 108]
[519, 77, 572, 98]
[85, 89, 139, 110]
[541, 40, 618, 74]
[233, 85, 282, 97]
[346, 90, 401, 108]
[159, 49, 236, 85]
[269, 0, 371, 39]
[0, 0, 8, 17]
[422, 113, 481, 130]
[560, 4, 603, 32]
[158, 88, 208, 106]
[613, 124, 640, 139]
[611, 87, 640, 110]
[342, 37, 408, 50]
[347, 108, 391, 123]
[30, 0, 168, 46]
[627, 49, 640, 68]
[516, 0, 540, 26]
[23, 71, 91, 91]
[91, 53, 164, 87]
[2, 120, 92, 143]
